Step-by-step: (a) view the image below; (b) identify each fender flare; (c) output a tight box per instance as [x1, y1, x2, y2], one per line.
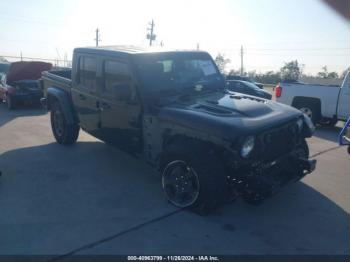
[292, 96, 322, 116]
[47, 87, 78, 125]
[292, 96, 321, 110]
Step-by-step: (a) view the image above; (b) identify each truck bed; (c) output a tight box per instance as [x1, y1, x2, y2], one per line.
[41, 70, 72, 92]
[276, 82, 340, 119]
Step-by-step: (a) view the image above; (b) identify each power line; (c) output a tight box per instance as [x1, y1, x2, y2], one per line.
[245, 53, 350, 56]
[0, 54, 70, 63]
[0, 14, 64, 27]
[221, 47, 350, 54]
[247, 47, 350, 51]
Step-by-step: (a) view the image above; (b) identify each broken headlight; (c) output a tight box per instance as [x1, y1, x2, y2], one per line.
[241, 136, 255, 158]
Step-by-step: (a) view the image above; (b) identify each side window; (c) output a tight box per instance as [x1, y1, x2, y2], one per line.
[79, 56, 97, 90]
[230, 82, 239, 91]
[236, 83, 244, 92]
[161, 60, 173, 73]
[103, 60, 132, 96]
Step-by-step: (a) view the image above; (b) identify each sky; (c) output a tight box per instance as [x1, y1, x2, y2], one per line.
[0, 0, 349, 75]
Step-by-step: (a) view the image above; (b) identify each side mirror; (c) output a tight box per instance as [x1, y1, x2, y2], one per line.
[113, 83, 132, 101]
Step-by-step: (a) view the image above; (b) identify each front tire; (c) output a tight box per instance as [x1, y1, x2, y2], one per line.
[50, 101, 80, 145]
[161, 142, 229, 214]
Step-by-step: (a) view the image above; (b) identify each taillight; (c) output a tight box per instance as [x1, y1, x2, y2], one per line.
[275, 84, 282, 98]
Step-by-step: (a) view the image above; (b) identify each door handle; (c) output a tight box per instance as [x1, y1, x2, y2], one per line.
[79, 94, 86, 100]
[129, 117, 140, 127]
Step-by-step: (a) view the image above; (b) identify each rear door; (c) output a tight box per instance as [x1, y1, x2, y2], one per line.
[99, 59, 142, 151]
[71, 54, 101, 133]
[337, 73, 350, 120]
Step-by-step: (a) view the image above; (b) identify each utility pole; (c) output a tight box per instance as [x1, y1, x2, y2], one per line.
[147, 20, 156, 46]
[55, 48, 61, 67]
[196, 43, 200, 51]
[20, 51, 23, 61]
[240, 45, 244, 76]
[95, 28, 101, 47]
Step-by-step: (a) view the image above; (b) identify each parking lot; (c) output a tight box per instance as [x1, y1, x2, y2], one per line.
[0, 103, 349, 257]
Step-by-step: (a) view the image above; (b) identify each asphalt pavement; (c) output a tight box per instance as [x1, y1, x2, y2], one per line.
[0, 103, 349, 257]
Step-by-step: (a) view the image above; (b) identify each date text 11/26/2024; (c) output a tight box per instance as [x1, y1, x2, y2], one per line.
[127, 256, 219, 261]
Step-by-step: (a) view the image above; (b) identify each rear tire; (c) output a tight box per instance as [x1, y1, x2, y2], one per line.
[295, 102, 320, 125]
[50, 101, 80, 145]
[161, 141, 229, 215]
[319, 118, 337, 127]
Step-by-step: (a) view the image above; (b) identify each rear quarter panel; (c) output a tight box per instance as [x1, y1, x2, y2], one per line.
[277, 83, 340, 118]
[42, 72, 72, 98]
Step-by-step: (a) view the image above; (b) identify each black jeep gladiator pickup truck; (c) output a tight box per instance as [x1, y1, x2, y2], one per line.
[41, 46, 316, 213]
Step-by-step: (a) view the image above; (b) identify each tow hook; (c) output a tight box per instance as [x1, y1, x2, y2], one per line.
[299, 158, 317, 173]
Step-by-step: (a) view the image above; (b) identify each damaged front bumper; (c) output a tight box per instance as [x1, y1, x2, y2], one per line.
[298, 157, 317, 174]
[229, 153, 317, 204]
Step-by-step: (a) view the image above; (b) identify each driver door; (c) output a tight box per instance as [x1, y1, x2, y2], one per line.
[99, 59, 142, 152]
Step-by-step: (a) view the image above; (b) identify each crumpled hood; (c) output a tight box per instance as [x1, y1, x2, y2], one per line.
[156, 91, 303, 141]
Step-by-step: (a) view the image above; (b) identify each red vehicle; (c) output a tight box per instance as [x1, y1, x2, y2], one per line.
[0, 61, 52, 109]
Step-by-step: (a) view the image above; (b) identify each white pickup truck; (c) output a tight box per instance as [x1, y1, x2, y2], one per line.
[276, 71, 350, 126]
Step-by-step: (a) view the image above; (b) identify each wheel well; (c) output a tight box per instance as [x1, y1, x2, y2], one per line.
[47, 94, 58, 110]
[46, 92, 78, 125]
[292, 96, 321, 116]
[160, 135, 220, 168]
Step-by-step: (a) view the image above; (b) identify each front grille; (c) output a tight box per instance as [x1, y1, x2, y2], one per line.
[256, 121, 299, 161]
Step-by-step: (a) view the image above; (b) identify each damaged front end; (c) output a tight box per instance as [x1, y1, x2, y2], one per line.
[226, 118, 317, 204]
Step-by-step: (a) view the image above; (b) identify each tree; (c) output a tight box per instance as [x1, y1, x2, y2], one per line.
[228, 68, 240, 76]
[280, 60, 301, 81]
[214, 53, 230, 74]
[317, 66, 328, 78]
[254, 71, 281, 85]
[247, 70, 257, 79]
[0, 56, 8, 63]
[318, 66, 339, 79]
[327, 71, 339, 79]
[341, 67, 350, 79]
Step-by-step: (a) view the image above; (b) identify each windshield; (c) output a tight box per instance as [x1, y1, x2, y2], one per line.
[133, 52, 224, 97]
